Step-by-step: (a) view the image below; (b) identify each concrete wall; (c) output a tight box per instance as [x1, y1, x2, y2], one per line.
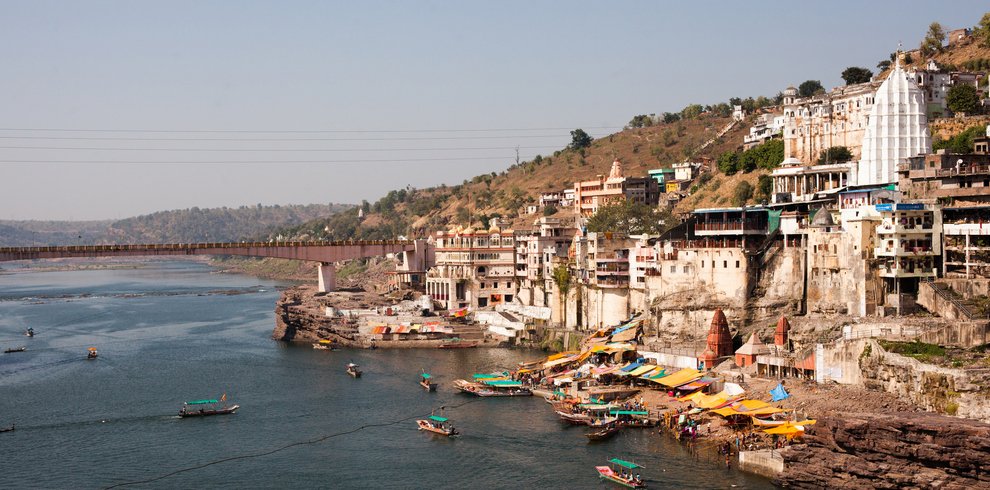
[816, 339, 870, 385]
[739, 450, 784, 479]
[806, 218, 877, 316]
[580, 287, 630, 330]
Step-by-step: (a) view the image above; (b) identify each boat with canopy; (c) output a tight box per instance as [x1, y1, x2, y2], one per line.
[87, 347, 98, 360]
[416, 414, 458, 436]
[420, 372, 437, 391]
[178, 394, 239, 418]
[453, 378, 531, 397]
[596, 458, 646, 488]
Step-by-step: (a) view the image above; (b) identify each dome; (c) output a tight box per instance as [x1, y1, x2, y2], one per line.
[607, 159, 624, 180]
[462, 227, 476, 235]
[856, 59, 931, 186]
[810, 208, 835, 227]
[781, 157, 803, 167]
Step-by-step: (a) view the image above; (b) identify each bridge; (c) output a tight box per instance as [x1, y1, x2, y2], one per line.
[0, 239, 433, 292]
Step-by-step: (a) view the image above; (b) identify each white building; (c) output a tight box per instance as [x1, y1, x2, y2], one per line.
[855, 59, 932, 187]
[743, 113, 786, 149]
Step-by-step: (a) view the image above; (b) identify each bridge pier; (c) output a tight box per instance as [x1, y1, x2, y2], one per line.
[318, 263, 336, 292]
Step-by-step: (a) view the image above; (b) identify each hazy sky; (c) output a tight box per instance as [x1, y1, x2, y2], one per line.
[1, 1, 986, 220]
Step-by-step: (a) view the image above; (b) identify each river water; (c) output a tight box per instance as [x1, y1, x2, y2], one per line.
[0, 261, 772, 489]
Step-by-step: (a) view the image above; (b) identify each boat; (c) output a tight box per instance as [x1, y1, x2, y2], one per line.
[596, 458, 646, 488]
[87, 347, 98, 360]
[0, 424, 14, 433]
[24, 328, 34, 337]
[4, 346, 26, 354]
[556, 410, 593, 425]
[453, 378, 531, 397]
[346, 363, 362, 378]
[178, 395, 239, 418]
[313, 340, 337, 350]
[586, 423, 620, 441]
[438, 338, 478, 349]
[420, 372, 437, 392]
[416, 414, 458, 437]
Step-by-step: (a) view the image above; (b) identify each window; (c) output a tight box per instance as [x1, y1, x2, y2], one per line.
[670, 266, 676, 274]
[505, 282, 511, 289]
[683, 265, 689, 273]
[735, 261, 740, 268]
[723, 261, 727, 268]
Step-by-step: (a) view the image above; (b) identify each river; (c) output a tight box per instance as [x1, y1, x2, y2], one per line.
[0, 261, 772, 489]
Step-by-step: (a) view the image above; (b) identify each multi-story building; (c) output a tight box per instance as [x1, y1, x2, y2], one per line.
[426, 226, 517, 310]
[781, 80, 881, 165]
[573, 160, 626, 216]
[622, 176, 661, 207]
[647, 168, 675, 186]
[874, 203, 939, 313]
[908, 60, 987, 119]
[743, 113, 786, 149]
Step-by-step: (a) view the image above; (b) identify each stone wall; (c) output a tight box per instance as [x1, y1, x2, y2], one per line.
[778, 412, 990, 489]
[929, 114, 990, 141]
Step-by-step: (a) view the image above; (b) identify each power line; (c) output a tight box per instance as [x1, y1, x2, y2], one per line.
[0, 134, 568, 142]
[0, 125, 621, 134]
[0, 145, 561, 152]
[0, 156, 517, 165]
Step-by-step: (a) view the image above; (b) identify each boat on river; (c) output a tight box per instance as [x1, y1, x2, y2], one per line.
[4, 346, 26, 354]
[87, 347, 98, 360]
[596, 458, 646, 488]
[178, 396, 239, 418]
[313, 340, 337, 350]
[0, 424, 14, 433]
[24, 328, 34, 337]
[586, 423, 620, 441]
[420, 372, 437, 391]
[346, 363, 362, 378]
[453, 378, 531, 397]
[438, 338, 478, 349]
[416, 414, 458, 436]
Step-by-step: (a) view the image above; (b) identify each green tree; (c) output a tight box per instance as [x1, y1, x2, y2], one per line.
[903, 52, 913, 64]
[569, 129, 593, 150]
[552, 264, 573, 328]
[877, 60, 892, 71]
[455, 205, 471, 225]
[662, 112, 681, 124]
[732, 181, 754, 207]
[976, 12, 990, 48]
[360, 200, 370, 214]
[817, 146, 854, 165]
[920, 22, 946, 57]
[756, 175, 773, 202]
[586, 200, 674, 236]
[947, 84, 980, 114]
[627, 114, 653, 128]
[841, 67, 873, 85]
[717, 151, 739, 175]
[933, 125, 986, 153]
[680, 104, 704, 119]
[798, 80, 824, 97]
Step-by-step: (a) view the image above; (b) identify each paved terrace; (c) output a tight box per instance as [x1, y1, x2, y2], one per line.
[0, 240, 424, 292]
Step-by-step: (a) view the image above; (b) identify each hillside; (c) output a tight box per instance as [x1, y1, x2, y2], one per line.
[0, 203, 351, 246]
[281, 113, 753, 241]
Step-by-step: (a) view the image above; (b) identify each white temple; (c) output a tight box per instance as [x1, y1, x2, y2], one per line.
[854, 58, 932, 187]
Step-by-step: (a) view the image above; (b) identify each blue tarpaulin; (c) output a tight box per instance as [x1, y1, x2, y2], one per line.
[770, 383, 790, 402]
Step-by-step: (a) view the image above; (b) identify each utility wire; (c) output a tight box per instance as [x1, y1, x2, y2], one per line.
[0, 125, 621, 134]
[0, 156, 516, 165]
[0, 134, 567, 142]
[0, 145, 561, 152]
[102, 399, 479, 489]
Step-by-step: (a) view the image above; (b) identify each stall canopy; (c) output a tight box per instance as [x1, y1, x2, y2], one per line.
[653, 368, 703, 388]
[676, 377, 717, 392]
[628, 365, 658, 377]
[638, 367, 665, 379]
[711, 399, 785, 417]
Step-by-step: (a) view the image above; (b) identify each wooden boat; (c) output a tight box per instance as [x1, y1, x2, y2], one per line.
[346, 363, 362, 378]
[452, 379, 531, 397]
[587, 417, 619, 428]
[24, 328, 34, 337]
[178, 396, 239, 418]
[586, 423, 620, 441]
[4, 346, 26, 354]
[438, 338, 478, 349]
[556, 410, 592, 425]
[420, 372, 437, 392]
[0, 424, 14, 433]
[596, 458, 646, 488]
[313, 340, 337, 350]
[87, 347, 98, 360]
[416, 415, 458, 436]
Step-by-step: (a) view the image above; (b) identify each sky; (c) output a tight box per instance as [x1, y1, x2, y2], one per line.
[0, 1, 986, 220]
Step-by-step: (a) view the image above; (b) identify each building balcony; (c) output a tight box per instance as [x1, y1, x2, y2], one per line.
[878, 267, 936, 278]
[943, 223, 990, 236]
[876, 223, 934, 235]
[874, 245, 936, 257]
[693, 222, 768, 236]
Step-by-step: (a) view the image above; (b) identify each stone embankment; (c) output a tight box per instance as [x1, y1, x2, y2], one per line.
[778, 412, 990, 489]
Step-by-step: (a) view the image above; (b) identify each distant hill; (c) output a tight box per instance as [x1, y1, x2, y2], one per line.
[0, 203, 351, 247]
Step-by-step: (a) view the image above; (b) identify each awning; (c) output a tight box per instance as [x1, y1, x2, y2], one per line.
[620, 362, 643, 372]
[543, 355, 579, 369]
[609, 458, 643, 470]
[628, 365, 657, 377]
[609, 410, 649, 416]
[603, 342, 635, 354]
[638, 367, 664, 378]
[592, 364, 623, 376]
[677, 377, 717, 392]
[428, 415, 447, 422]
[712, 399, 785, 417]
[546, 351, 579, 362]
[576, 403, 614, 411]
[653, 368, 702, 388]
[483, 380, 522, 387]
